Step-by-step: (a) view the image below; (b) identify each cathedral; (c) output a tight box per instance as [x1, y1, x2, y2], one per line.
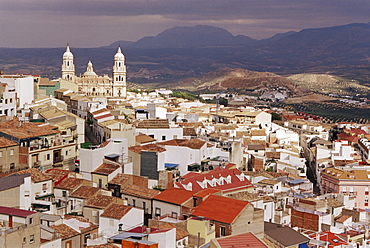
[61, 45, 127, 98]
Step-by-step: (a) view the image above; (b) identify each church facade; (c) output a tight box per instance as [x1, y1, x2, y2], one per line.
[61, 45, 127, 98]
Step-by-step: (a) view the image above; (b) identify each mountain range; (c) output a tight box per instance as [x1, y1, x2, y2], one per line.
[0, 23, 369, 87]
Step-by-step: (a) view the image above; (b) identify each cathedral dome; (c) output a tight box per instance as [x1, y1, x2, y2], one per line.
[83, 60, 97, 77]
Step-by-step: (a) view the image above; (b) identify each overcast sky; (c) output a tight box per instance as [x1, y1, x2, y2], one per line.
[1, 0, 369, 48]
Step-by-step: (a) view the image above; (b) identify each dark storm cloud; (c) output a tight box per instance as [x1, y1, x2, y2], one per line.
[3, 0, 369, 20]
[0, 0, 369, 47]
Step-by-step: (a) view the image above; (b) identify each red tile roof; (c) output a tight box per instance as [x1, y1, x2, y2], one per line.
[55, 178, 89, 190]
[153, 188, 194, 205]
[0, 206, 36, 217]
[0, 137, 18, 148]
[100, 204, 133, 219]
[50, 224, 79, 239]
[157, 138, 206, 149]
[0, 118, 59, 139]
[12, 168, 52, 183]
[128, 144, 166, 154]
[175, 168, 254, 193]
[69, 186, 100, 199]
[308, 231, 347, 248]
[216, 232, 267, 248]
[95, 113, 113, 120]
[92, 163, 120, 175]
[85, 195, 122, 209]
[191, 195, 249, 224]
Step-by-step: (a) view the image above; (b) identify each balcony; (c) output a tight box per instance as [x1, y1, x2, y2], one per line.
[33, 161, 41, 168]
[53, 155, 64, 163]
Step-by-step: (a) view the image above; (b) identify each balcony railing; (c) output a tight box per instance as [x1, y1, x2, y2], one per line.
[53, 155, 64, 163]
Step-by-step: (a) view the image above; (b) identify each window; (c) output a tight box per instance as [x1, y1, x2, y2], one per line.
[29, 234, 34, 243]
[132, 199, 136, 207]
[46, 154, 50, 160]
[23, 237, 26, 243]
[171, 212, 178, 219]
[142, 202, 146, 211]
[62, 191, 67, 197]
[10, 149, 14, 156]
[220, 226, 226, 236]
[342, 186, 347, 193]
[162, 135, 166, 141]
[10, 163, 15, 170]
[66, 150, 69, 156]
[65, 240, 72, 248]
[155, 207, 161, 217]
[98, 179, 103, 188]
[29, 218, 33, 225]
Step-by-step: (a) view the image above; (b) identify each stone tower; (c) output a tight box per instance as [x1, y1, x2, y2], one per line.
[112, 46, 127, 98]
[61, 44, 75, 82]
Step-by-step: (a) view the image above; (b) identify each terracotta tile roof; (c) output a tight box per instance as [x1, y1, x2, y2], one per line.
[193, 188, 221, 198]
[100, 204, 133, 219]
[308, 231, 347, 247]
[336, 215, 351, 223]
[258, 179, 280, 185]
[322, 168, 369, 180]
[45, 169, 74, 186]
[85, 195, 122, 209]
[91, 108, 109, 115]
[0, 137, 18, 148]
[215, 232, 268, 248]
[50, 224, 79, 239]
[128, 144, 166, 154]
[108, 173, 131, 185]
[12, 168, 52, 183]
[183, 128, 197, 136]
[121, 184, 160, 199]
[150, 222, 189, 240]
[69, 186, 100, 199]
[175, 168, 254, 193]
[0, 119, 59, 139]
[136, 133, 156, 144]
[96, 113, 114, 120]
[326, 198, 344, 208]
[55, 178, 88, 190]
[250, 129, 266, 136]
[177, 122, 203, 128]
[135, 119, 170, 129]
[92, 163, 120, 175]
[157, 138, 206, 149]
[153, 188, 194, 205]
[191, 195, 249, 224]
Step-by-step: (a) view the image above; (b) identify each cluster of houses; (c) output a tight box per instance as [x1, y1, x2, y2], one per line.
[0, 73, 370, 247]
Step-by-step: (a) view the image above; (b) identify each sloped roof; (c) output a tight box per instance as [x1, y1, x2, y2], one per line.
[100, 204, 133, 219]
[50, 224, 79, 239]
[121, 184, 160, 199]
[0, 137, 18, 148]
[85, 195, 121, 209]
[153, 188, 194, 205]
[176, 168, 253, 193]
[157, 138, 206, 149]
[191, 195, 249, 224]
[0, 119, 59, 139]
[92, 163, 120, 175]
[136, 134, 156, 144]
[128, 144, 166, 154]
[54, 178, 88, 190]
[69, 186, 100, 199]
[264, 222, 309, 247]
[12, 168, 52, 183]
[0, 206, 36, 217]
[135, 119, 170, 129]
[214, 232, 267, 248]
[0, 173, 30, 191]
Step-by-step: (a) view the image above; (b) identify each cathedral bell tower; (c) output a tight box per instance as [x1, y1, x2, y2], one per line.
[62, 44, 75, 82]
[112, 46, 126, 98]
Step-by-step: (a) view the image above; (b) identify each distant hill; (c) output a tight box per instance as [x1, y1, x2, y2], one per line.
[0, 23, 369, 87]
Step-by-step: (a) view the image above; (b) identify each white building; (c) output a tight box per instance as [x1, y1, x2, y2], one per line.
[62, 45, 127, 98]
